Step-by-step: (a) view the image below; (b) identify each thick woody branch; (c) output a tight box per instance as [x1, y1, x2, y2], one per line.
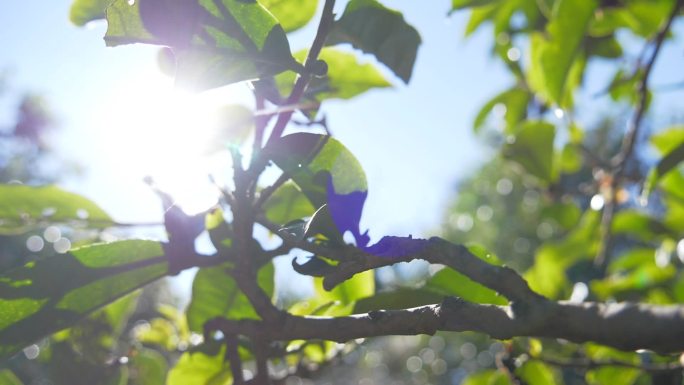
[206, 297, 684, 354]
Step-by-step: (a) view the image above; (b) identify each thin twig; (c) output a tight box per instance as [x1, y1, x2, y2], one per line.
[262, 0, 336, 150]
[226, 334, 245, 385]
[594, 0, 682, 272]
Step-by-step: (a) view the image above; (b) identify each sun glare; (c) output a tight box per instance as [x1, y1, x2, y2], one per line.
[98, 71, 250, 215]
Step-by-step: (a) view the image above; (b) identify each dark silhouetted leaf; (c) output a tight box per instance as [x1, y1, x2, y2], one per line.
[292, 255, 335, 277]
[326, 0, 421, 83]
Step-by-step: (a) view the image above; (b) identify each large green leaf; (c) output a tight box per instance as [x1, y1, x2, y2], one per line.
[167, 346, 232, 385]
[503, 121, 556, 183]
[104, 0, 297, 91]
[0, 184, 113, 234]
[69, 0, 113, 26]
[0, 240, 167, 359]
[277, 47, 391, 105]
[528, 0, 597, 105]
[186, 262, 274, 332]
[259, 0, 318, 32]
[326, 0, 421, 83]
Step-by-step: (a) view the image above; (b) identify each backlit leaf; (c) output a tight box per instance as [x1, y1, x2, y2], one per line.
[326, 0, 421, 83]
[259, 0, 318, 32]
[0, 240, 166, 359]
[69, 0, 113, 26]
[263, 182, 316, 225]
[528, 0, 598, 105]
[276, 48, 391, 105]
[167, 346, 231, 385]
[104, 0, 298, 91]
[186, 262, 274, 332]
[0, 184, 112, 234]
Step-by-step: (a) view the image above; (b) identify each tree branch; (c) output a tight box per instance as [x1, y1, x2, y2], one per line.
[206, 297, 684, 354]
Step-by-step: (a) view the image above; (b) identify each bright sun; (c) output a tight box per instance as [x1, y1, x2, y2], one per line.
[97, 70, 250, 215]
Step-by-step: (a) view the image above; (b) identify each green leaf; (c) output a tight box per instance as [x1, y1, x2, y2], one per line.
[426, 268, 507, 305]
[425, 246, 507, 305]
[473, 87, 530, 134]
[651, 126, 684, 154]
[503, 121, 556, 183]
[586, 35, 623, 58]
[130, 348, 168, 385]
[612, 210, 672, 241]
[69, 0, 113, 26]
[259, 0, 318, 32]
[314, 269, 374, 308]
[186, 262, 274, 332]
[643, 136, 684, 199]
[104, 0, 297, 91]
[464, 5, 497, 36]
[516, 360, 560, 385]
[462, 370, 512, 385]
[0, 184, 113, 234]
[277, 47, 391, 104]
[326, 0, 421, 83]
[0, 370, 23, 385]
[167, 346, 232, 385]
[528, 0, 598, 105]
[525, 210, 600, 298]
[586, 367, 642, 385]
[263, 182, 316, 225]
[353, 289, 444, 313]
[0, 240, 167, 359]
